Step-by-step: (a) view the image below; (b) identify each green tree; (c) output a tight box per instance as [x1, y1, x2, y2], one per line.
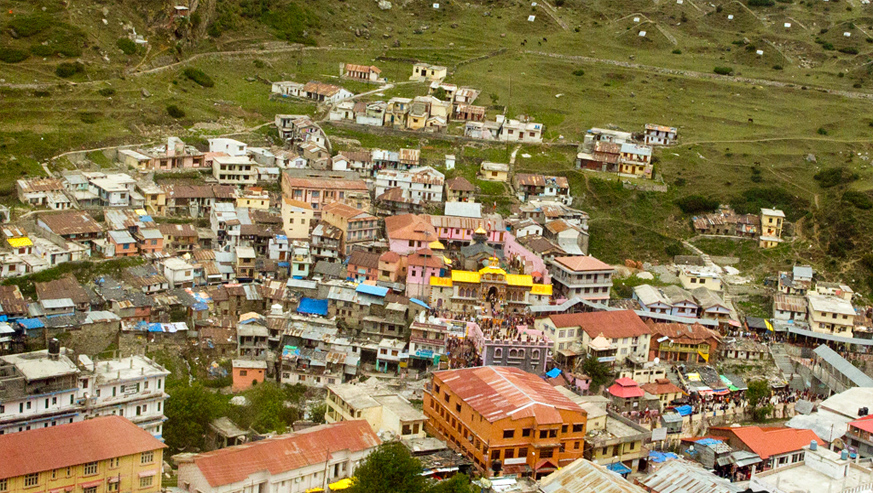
[347, 442, 427, 493]
[428, 474, 476, 493]
[580, 355, 612, 392]
[308, 402, 327, 424]
[163, 384, 228, 453]
[238, 381, 299, 433]
[746, 379, 773, 422]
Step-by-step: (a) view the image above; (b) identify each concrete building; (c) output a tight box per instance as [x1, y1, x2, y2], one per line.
[807, 294, 856, 337]
[548, 256, 614, 304]
[374, 167, 445, 204]
[678, 265, 723, 292]
[321, 202, 380, 255]
[759, 208, 786, 248]
[540, 310, 651, 364]
[175, 421, 380, 493]
[212, 155, 258, 186]
[0, 416, 165, 493]
[325, 382, 426, 439]
[584, 411, 651, 473]
[0, 345, 170, 439]
[424, 366, 588, 478]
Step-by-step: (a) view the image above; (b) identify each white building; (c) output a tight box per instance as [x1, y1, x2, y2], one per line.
[159, 257, 195, 288]
[374, 166, 445, 203]
[678, 265, 723, 292]
[271, 81, 304, 97]
[208, 138, 248, 156]
[499, 119, 544, 143]
[0, 346, 169, 440]
[175, 420, 380, 493]
[644, 123, 678, 146]
[807, 294, 856, 338]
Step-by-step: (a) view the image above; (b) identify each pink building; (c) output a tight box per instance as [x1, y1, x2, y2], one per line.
[385, 214, 439, 255]
[504, 231, 550, 283]
[385, 213, 511, 255]
[405, 248, 447, 299]
[347, 250, 381, 283]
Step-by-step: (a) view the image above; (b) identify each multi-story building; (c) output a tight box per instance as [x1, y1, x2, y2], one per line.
[212, 155, 258, 186]
[513, 174, 572, 205]
[584, 411, 651, 473]
[118, 137, 206, 171]
[0, 416, 165, 493]
[759, 208, 785, 248]
[445, 177, 476, 202]
[539, 310, 651, 363]
[322, 202, 380, 255]
[281, 198, 315, 240]
[548, 255, 614, 304]
[0, 345, 169, 439]
[407, 319, 449, 362]
[281, 171, 370, 217]
[16, 178, 72, 210]
[678, 266, 722, 292]
[311, 222, 343, 263]
[807, 294, 856, 337]
[175, 421, 380, 493]
[375, 167, 445, 204]
[647, 322, 721, 364]
[644, 123, 678, 146]
[37, 211, 103, 248]
[325, 382, 426, 439]
[846, 415, 873, 458]
[424, 366, 588, 478]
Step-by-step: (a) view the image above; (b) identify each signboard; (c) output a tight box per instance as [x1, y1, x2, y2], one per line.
[652, 427, 668, 441]
[504, 457, 528, 466]
[597, 356, 616, 363]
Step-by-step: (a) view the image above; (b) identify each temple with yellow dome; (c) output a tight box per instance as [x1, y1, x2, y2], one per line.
[429, 257, 553, 314]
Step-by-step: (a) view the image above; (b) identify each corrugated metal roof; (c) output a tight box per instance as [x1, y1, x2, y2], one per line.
[813, 344, 873, 387]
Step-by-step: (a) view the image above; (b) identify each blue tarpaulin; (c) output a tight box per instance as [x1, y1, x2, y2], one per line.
[356, 284, 389, 297]
[192, 302, 209, 312]
[278, 262, 290, 267]
[673, 405, 693, 416]
[695, 438, 724, 447]
[298, 298, 328, 316]
[139, 215, 153, 222]
[648, 451, 678, 463]
[546, 368, 562, 379]
[18, 318, 44, 329]
[607, 462, 632, 475]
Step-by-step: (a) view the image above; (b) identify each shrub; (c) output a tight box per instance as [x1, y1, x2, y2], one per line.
[672, 48, 682, 54]
[843, 190, 873, 209]
[55, 61, 84, 78]
[817, 127, 828, 135]
[166, 105, 186, 118]
[98, 87, 116, 97]
[79, 112, 99, 124]
[747, 0, 775, 5]
[665, 243, 684, 257]
[253, 59, 265, 69]
[116, 38, 137, 55]
[8, 14, 52, 37]
[822, 42, 835, 50]
[839, 46, 859, 55]
[555, 0, 565, 5]
[207, 23, 222, 37]
[772, 64, 783, 70]
[183, 68, 214, 87]
[713, 66, 733, 75]
[572, 69, 584, 76]
[675, 195, 720, 214]
[0, 48, 30, 63]
[814, 167, 858, 188]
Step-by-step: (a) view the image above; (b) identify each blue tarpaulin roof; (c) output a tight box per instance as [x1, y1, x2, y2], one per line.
[298, 298, 328, 316]
[607, 462, 632, 475]
[695, 438, 724, 447]
[139, 215, 153, 222]
[410, 298, 431, 309]
[546, 368, 562, 379]
[356, 284, 389, 297]
[192, 302, 209, 312]
[648, 451, 678, 463]
[18, 318, 44, 329]
[673, 405, 693, 416]
[278, 262, 290, 267]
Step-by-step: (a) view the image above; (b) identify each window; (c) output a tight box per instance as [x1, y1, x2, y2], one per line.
[109, 482, 119, 492]
[455, 403, 461, 413]
[84, 462, 98, 475]
[141, 451, 155, 464]
[540, 448, 554, 459]
[561, 425, 568, 434]
[522, 428, 532, 437]
[140, 476, 154, 488]
[239, 370, 248, 377]
[504, 448, 515, 459]
[574, 441, 580, 449]
[572, 423, 584, 433]
[110, 457, 120, 468]
[518, 447, 528, 458]
[24, 473, 39, 487]
[84, 487, 97, 493]
[503, 429, 515, 439]
[549, 429, 557, 438]
[490, 450, 501, 461]
[51, 470, 57, 480]
[540, 430, 548, 439]
[0, 479, 6, 491]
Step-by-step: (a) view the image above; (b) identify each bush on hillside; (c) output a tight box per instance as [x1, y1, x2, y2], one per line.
[839, 46, 859, 55]
[98, 87, 116, 97]
[183, 68, 214, 87]
[732, 187, 808, 220]
[0, 48, 30, 63]
[8, 14, 52, 37]
[55, 61, 84, 78]
[166, 105, 186, 118]
[814, 167, 858, 188]
[116, 38, 137, 55]
[843, 190, 873, 210]
[572, 69, 584, 76]
[713, 66, 733, 75]
[675, 195, 719, 214]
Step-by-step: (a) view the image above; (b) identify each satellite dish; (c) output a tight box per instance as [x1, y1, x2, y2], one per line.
[654, 357, 660, 364]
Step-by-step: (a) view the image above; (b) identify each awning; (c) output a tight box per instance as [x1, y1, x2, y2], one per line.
[502, 464, 532, 475]
[138, 470, 157, 478]
[535, 459, 558, 471]
[80, 480, 104, 488]
[328, 478, 352, 490]
[606, 462, 632, 475]
[716, 456, 732, 467]
[697, 350, 709, 362]
[107, 477, 120, 484]
[557, 348, 580, 357]
[305, 489, 324, 493]
[546, 368, 561, 379]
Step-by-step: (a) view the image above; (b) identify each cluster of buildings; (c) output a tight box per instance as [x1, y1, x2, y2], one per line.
[575, 124, 677, 180]
[693, 205, 787, 249]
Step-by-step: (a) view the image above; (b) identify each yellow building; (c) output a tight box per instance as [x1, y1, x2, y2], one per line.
[759, 208, 785, 248]
[281, 197, 314, 240]
[325, 383, 427, 439]
[429, 257, 552, 314]
[235, 189, 271, 210]
[0, 415, 166, 493]
[478, 162, 509, 182]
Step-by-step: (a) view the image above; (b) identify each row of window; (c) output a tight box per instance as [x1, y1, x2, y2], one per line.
[8, 453, 155, 490]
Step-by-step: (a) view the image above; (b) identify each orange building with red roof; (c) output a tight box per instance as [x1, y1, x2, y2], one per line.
[709, 426, 823, 470]
[424, 366, 588, 479]
[176, 420, 380, 493]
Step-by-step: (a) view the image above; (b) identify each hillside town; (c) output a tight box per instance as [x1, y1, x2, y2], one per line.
[2, 60, 873, 493]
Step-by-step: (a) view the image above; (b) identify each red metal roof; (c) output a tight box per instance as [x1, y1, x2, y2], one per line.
[608, 379, 645, 399]
[0, 416, 166, 479]
[719, 426, 822, 460]
[434, 366, 585, 424]
[850, 415, 873, 434]
[188, 420, 380, 487]
[640, 379, 685, 396]
[548, 310, 651, 340]
[553, 256, 612, 272]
